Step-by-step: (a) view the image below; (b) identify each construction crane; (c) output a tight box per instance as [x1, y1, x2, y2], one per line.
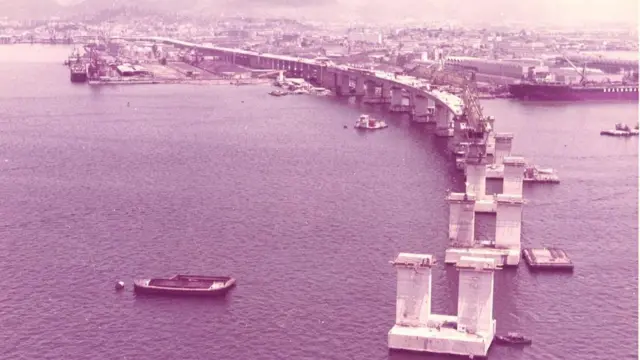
[412, 50, 490, 141]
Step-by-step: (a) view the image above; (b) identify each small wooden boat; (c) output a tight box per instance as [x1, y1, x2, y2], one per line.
[495, 332, 532, 345]
[133, 274, 236, 296]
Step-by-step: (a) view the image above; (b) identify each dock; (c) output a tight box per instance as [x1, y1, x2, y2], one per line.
[522, 248, 574, 271]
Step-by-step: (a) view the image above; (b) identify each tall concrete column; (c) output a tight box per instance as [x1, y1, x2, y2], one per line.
[494, 194, 524, 251]
[412, 95, 429, 121]
[434, 104, 454, 137]
[494, 133, 514, 166]
[465, 144, 488, 200]
[353, 76, 366, 96]
[389, 88, 407, 112]
[363, 81, 381, 103]
[321, 71, 335, 89]
[336, 74, 350, 96]
[381, 83, 391, 103]
[456, 257, 497, 336]
[503, 156, 526, 197]
[391, 253, 434, 327]
[391, 88, 403, 106]
[448, 192, 476, 247]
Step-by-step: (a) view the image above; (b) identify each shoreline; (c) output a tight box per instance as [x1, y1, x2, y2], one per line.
[86, 78, 272, 86]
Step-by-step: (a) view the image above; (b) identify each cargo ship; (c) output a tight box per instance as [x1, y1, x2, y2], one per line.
[508, 81, 639, 101]
[70, 62, 87, 83]
[509, 57, 638, 101]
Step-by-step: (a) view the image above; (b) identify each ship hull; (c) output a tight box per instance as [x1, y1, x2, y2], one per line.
[70, 71, 87, 83]
[509, 83, 639, 101]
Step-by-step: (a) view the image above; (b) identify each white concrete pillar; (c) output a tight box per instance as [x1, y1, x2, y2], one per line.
[391, 253, 434, 327]
[494, 194, 524, 251]
[494, 133, 514, 166]
[448, 192, 476, 247]
[465, 163, 487, 200]
[502, 156, 526, 197]
[456, 256, 497, 336]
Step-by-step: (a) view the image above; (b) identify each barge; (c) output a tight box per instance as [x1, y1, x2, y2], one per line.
[133, 274, 236, 296]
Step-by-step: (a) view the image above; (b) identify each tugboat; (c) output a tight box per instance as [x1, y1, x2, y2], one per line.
[600, 123, 639, 137]
[133, 274, 236, 297]
[495, 332, 532, 346]
[354, 114, 388, 130]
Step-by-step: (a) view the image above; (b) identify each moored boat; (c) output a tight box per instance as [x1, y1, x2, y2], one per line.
[133, 274, 236, 296]
[495, 332, 532, 345]
[600, 123, 639, 136]
[354, 114, 388, 130]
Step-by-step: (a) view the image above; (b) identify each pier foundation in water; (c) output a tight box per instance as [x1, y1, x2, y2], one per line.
[388, 253, 497, 357]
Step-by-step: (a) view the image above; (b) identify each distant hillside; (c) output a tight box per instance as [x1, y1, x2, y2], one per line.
[0, 0, 64, 20]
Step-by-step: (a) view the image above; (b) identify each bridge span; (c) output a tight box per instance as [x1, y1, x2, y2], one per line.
[114, 36, 487, 138]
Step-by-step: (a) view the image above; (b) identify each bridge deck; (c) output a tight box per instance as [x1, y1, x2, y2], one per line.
[112, 36, 467, 117]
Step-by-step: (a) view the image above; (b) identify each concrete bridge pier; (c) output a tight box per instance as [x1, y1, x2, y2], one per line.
[434, 104, 454, 137]
[484, 116, 496, 156]
[363, 81, 382, 104]
[336, 74, 351, 96]
[494, 133, 514, 166]
[494, 194, 525, 265]
[411, 94, 431, 122]
[447, 192, 476, 247]
[502, 156, 526, 198]
[381, 84, 391, 104]
[320, 71, 336, 90]
[389, 88, 411, 112]
[353, 77, 366, 96]
[465, 143, 496, 213]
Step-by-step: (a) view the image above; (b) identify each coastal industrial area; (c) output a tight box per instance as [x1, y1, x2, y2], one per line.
[1, 16, 638, 101]
[1, 11, 638, 360]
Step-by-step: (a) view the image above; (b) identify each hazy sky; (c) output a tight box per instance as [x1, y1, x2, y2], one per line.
[8, 0, 640, 27]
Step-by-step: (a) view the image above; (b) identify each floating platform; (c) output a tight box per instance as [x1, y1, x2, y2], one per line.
[600, 129, 639, 137]
[523, 176, 560, 184]
[445, 246, 520, 267]
[522, 248, 574, 271]
[389, 314, 495, 358]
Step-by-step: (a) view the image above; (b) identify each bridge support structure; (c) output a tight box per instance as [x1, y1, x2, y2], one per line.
[410, 93, 432, 122]
[434, 104, 454, 137]
[389, 87, 411, 113]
